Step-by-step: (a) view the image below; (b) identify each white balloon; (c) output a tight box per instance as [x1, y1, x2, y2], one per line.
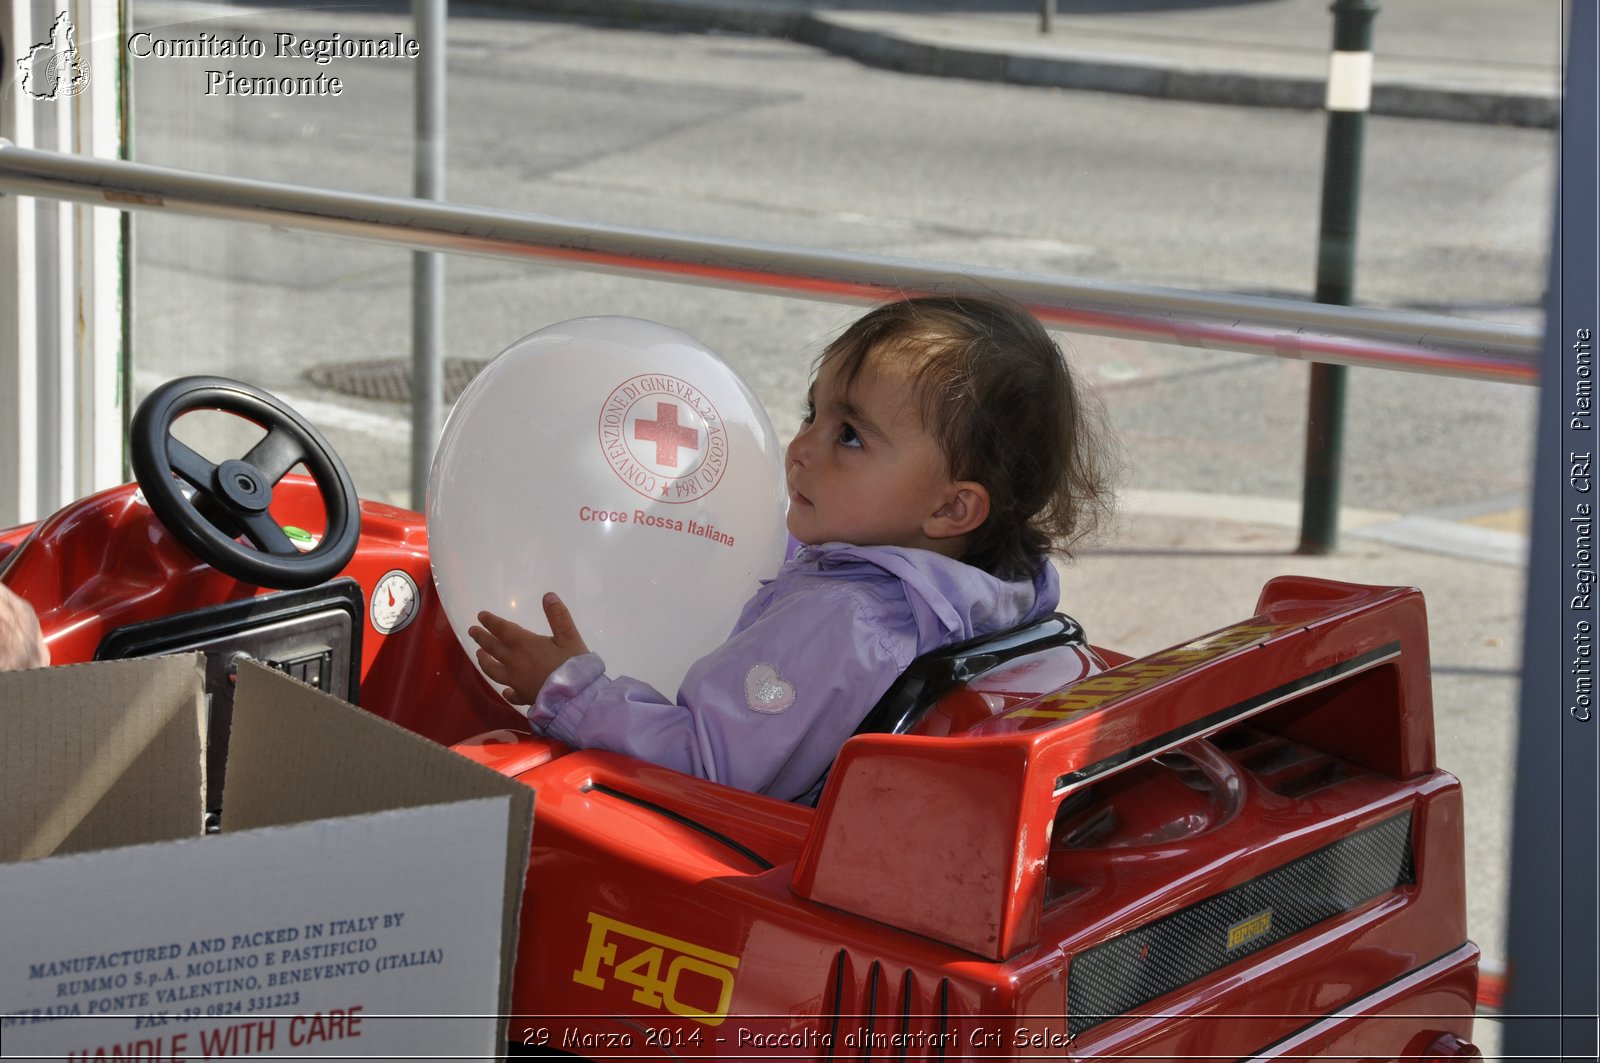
[427, 317, 789, 697]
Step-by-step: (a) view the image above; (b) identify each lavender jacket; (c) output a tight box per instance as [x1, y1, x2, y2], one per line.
[529, 542, 1079, 802]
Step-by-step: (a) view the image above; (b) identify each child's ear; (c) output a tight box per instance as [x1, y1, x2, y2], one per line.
[925, 481, 991, 541]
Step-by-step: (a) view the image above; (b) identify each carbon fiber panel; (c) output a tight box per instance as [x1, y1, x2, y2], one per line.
[1066, 811, 1415, 1038]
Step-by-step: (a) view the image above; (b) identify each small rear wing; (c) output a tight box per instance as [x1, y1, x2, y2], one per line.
[790, 576, 1433, 960]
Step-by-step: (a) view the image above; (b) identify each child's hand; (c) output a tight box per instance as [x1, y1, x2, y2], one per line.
[469, 593, 590, 706]
[0, 585, 49, 671]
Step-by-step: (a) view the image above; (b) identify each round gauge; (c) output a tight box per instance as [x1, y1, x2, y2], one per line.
[371, 570, 420, 634]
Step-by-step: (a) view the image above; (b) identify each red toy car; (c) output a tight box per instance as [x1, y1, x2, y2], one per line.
[1, 378, 1482, 1060]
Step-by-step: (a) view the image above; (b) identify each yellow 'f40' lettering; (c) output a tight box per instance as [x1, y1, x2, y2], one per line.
[572, 913, 739, 1026]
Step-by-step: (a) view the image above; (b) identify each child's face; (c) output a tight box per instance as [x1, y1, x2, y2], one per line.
[785, 352, 964, 554]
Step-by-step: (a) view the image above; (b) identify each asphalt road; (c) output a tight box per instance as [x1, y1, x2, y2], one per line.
[129, 0, 1550, 519]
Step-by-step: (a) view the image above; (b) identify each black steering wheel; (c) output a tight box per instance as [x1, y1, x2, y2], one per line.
[130, 376, 361, 589]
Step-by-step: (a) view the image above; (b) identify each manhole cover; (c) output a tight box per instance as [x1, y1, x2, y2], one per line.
[306, 359, 491, 404]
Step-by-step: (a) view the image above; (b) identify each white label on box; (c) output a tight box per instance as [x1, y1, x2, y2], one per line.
[0, 798, 510, 1061]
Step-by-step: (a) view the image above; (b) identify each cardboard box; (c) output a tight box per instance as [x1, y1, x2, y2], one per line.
[0, 655, 534, 1061]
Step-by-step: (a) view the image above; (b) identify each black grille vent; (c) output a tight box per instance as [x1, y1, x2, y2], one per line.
[821, 956, 953, 1059]
[1067, 811, 1415, 1038]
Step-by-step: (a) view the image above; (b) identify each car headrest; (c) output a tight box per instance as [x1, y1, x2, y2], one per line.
[854, 612, 1089, 737]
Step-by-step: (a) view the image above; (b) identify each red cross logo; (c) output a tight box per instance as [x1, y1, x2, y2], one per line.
[633, 401, 700, 468]
[600, 375, 728, 503]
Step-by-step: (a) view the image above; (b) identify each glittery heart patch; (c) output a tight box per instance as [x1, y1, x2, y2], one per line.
[744, 663, 796, 714]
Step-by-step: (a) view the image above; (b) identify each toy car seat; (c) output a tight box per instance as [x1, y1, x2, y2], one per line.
[801, 613, 1092, 804]
[853, 612, 1090, 736]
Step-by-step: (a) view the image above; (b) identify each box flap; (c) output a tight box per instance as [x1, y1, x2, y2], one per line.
[0, 655, 205, 863]
[225, 662, 534, 1021]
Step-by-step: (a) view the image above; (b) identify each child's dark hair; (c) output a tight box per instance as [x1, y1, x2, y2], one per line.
[820, 294, 1117, 581]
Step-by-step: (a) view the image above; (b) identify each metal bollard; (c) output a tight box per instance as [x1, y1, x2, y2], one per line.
[1298, 0, 1378, 555]
[412, 0, 447, 511]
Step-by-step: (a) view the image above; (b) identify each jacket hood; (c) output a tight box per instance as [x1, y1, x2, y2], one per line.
[790, 542, 1060, 648]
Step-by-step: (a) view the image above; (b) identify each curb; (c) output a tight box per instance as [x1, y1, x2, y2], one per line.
[494, 0, 810, 36]
[498, 0, 1559, 129]
[1117, 489, 1527, 568]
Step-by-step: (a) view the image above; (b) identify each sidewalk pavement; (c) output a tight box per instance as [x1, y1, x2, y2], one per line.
[503, 0, 1564, 127]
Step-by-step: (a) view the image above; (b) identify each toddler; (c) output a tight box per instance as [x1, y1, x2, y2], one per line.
[470, 294, 1116, 803]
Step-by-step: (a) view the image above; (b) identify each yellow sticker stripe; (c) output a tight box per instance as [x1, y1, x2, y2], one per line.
[1010, 622, 1283, 722]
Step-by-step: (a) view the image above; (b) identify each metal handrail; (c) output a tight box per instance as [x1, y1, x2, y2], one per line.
[0, 139, 1539, 384]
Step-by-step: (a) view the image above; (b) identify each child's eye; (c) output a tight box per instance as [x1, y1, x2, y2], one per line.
[837, 423, 863, 449]
[800, 399, 815, 424]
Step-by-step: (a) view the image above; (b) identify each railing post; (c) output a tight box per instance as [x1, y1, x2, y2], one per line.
[0, 5, 128, 526]
[412, 0, 447, 510]
[1040, 0, 1055, 35]
[1299, 0, 1377, 555]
